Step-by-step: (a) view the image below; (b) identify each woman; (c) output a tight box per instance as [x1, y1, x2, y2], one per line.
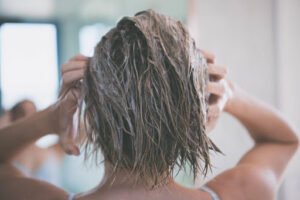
[0, 10, 298, 200]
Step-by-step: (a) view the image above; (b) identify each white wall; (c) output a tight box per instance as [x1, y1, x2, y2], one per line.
[276, 0, 300, 199]
[188, 0, 300, 199]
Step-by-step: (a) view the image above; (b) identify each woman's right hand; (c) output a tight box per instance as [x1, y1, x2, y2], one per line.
[201, 51, 234, 132]
[50, 54, 89, 155]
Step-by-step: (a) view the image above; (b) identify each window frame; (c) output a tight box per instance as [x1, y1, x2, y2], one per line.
[0, 18, 61, 111]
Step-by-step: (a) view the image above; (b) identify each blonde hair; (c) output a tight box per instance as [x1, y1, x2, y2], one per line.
[82, 9, 217, 188]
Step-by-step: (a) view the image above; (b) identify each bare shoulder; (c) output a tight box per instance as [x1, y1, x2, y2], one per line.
[0, 164, 67, 200]
[206, 165, 276, 200]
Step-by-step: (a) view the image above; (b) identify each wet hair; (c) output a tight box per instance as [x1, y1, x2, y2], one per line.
[82, 9, 217, 187]
[10, 100, 36, 121]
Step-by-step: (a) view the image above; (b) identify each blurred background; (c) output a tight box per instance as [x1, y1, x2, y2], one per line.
[0, 0, 299, 199]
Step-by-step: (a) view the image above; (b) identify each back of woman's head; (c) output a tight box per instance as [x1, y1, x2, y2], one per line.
[82, 9, 213, 187]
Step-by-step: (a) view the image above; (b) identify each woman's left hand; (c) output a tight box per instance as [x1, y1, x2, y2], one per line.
[50, 54, 89, 155]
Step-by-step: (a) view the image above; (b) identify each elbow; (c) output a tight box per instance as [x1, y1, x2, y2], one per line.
[282, 122, 300, 151]
[293, 133, 299, 150]
[291, 125, 300, 144]
[288, 129, 300, 153]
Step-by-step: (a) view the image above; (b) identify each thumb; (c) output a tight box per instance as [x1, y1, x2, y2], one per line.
[59, 122, 80, 156]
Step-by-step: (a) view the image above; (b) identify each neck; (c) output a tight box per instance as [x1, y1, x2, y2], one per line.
[98, 162, 175, 190]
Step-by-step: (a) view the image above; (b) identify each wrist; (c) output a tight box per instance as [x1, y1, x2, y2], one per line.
[43, 105, 59, 134]
[224, 82, 243, 114]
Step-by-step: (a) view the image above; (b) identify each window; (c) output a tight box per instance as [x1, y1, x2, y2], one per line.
[0, 22, 59, 110]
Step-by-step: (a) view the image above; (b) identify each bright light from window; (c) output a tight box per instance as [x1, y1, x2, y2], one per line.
[0, 23, 58, 110]
[79, 23, 111, 56]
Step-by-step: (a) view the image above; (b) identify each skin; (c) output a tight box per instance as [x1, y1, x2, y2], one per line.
[0, 53, 298, 200]
[0, 101, 64, 178]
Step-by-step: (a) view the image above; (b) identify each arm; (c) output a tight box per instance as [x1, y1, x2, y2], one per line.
[207, 82, 299, 199]
[226, 87, 299, 145]
[0, 108, 53, 162]
[0, 111, 11, 128]
[0, 107, 68, 200]
[0, 55, 88, 200]
[0, 53, 88, 162]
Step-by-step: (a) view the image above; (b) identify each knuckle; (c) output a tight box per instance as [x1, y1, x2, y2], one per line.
[211, 105, 218, 113]
[222, 66, 228, 75]
[217, 106, 222, 113]
[62, 74, 69, 85]
[80, 61, 87, 68]
[217, 65, 228, 75]
[219, 85, 226, 95]
[61, 63, 69, 73]
[61, 63, 67, 69]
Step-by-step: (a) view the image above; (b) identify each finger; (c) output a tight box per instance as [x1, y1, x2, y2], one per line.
[65, 91, 81, 113]
[208, 94, 220, 105]
[59, 81, 82, 105]
[72, 145, 80, 156]
[206, 104, 220, 133]
[62, 69, 85, 87]
[69, 54, 89, 61]
[208, 104, 221, 118]
[61, 60, 88, 75]
[206, 119, 216, 133]
[70, 88, 81, 102]
[59, 123, 80, 156]
[208, 64, 227, 80]
[200, 50, 215, 63]
[66, 144, 80, 156]
[60, 88, 81, 117]
[60, 73, 84, 98]
[61, 141, 80, 156]
[206, 82, 225, 97]
[65, 119, 81, 156]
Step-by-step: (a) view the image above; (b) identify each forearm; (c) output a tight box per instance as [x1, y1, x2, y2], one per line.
[0, 107, 54, 163]
[226, 87, 299, 145]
